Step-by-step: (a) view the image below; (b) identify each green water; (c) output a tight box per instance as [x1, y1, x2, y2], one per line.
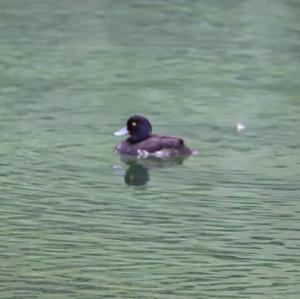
[1, 0, 300, 298]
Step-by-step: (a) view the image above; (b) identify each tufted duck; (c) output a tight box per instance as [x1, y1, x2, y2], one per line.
[114, 115, 193, 158]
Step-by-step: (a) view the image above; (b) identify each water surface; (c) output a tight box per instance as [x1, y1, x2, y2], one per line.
[1, 0, 300, 298]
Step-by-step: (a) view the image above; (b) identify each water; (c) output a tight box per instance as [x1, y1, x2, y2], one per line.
[1, 0, 300, 298]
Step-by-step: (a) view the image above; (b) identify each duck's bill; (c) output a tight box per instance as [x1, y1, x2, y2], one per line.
[114, 127, 129, 136]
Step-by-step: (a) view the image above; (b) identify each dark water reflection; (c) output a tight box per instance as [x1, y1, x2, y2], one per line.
[121, 155, 188, 186]
[124, 164, 149, 186]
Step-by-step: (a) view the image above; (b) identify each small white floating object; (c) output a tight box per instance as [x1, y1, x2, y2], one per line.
[236, 122, 246, 132]
[192, 150, 199, 156]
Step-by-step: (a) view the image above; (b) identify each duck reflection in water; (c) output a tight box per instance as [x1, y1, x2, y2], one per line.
[124, 164, 149, 186]
[121, 155, 187, 186]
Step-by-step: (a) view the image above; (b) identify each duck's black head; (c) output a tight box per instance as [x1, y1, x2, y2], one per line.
[127, 115, 152, 143]
[114, 115, 152, 144]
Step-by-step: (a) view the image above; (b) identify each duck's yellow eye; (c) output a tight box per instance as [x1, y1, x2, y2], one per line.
[132, 121, 137, 127]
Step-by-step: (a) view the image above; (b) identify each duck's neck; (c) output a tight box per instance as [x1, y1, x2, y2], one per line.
[127, 133, 152, 144]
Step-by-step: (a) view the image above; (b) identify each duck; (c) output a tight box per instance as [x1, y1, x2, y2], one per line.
[114, 115, 193, 158]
